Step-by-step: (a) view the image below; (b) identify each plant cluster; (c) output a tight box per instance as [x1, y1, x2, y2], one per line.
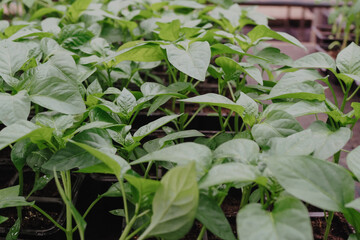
[1, 0, 360, 240]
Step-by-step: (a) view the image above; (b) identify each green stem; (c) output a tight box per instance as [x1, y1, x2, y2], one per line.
[340, 84, 351, 112]
[16, 170, 24, 226]
[125, 221, 148, 240]
[324, 79, 338, 107]
[347, 84, 360, 101]
[119, 180, 129, 225]
[323, 212, 334, 240]
[183, 105, 204, 129]
[234, 113, 239, 133]
[240, 185, 252, 208]
[119, 204, 140, 240]
[33, 205, 66, 232]
[144, 161, 153, 179]
[333, 151, 341, 164]
[196, 226, 206, 240]
[63, 171, 73, 240]
[72, 195, 103, 233]
[217, 107, 225, 131]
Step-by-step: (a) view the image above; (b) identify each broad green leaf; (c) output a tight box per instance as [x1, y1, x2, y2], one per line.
[6, 218, 20, 240]
[0, 216, 8, 224]
[109, 42, 164, 65]
[124, 174, 161, 200]
[169, 0, 205, 9]
[0, 90, 30, 126]
[267, 155, 355, 211]
[141, 82, 185, 98]
[162, 41, 211, 81]
[336, 42, 360, 76]
[199, 162, 260, 189]
[347, 146, 360, 181]
[157, 20, 181, 41]
[215, 57, 263, 85]
[236, 92, 258, 125]
[0, 40, 28, 76]
[58, 24, 94, 49]
[0, 186, 34, 208]
[139, 163, 198, 240]
[133, 114, 180, 142]
[236, 197, 313, 240]
[250, 47, 293, 66]
[268, 130, 315, 156]
[267, 78, 325, 101]
[11, 139, 35, 171]
[131, 142, 212, 177]
[211, 43, 245, 56]
[158, 130, 204, 147]
[66, 0, 92, 23]
[262, 100, 329, 117]
[213, 139, 259, 163]
[0, 120, 39, 150]
[26, 55, 86, 114]
[346, 198, 360, 210]
[116, 88, 137, 115]
[30, 8, 63, 20]
[41, 18, 61, 35]
[292, 52, 336, 70]
[248, 25, 305, 49]
[309, 121, 351, 160]
[43, 129, 115, 171]
[251, 110, 303, 147]
[8, 28, 53, 41]
[71, 141, 130, 179]
[196, 194, 236, 240]
[180, 93, 244, 115]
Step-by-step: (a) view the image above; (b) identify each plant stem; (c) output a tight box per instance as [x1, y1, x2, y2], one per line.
[184, 105, 204, 129]
[119, 180, 129, 225]
[340, 84, 351, 112]
[16, 170, 24, 226]
[324, 79, 338, 107]
[196, 226, 206, 240]
[63, 171, 73, 240]
[323, 212, 334, 240]
[144, 161, 153, 179]
[234, 113, 239, 133]
[32, 205, 66, 232]
[333, 151, 341, 164]
[119, 204, 140, 240]
[347, 84, 360, 101]
[217, 107, 225, 131]
[240, 185, 252, 208]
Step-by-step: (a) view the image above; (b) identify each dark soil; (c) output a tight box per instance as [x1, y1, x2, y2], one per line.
[0, 201, 62, 231]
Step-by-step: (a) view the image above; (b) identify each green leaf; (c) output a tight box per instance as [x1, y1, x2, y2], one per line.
[139, 162, 198, 240]
[157, 20, 181, 41]
[196, 194, 236, 240]
[0, 186, 34, 208]
[215, 57, 263, 85]
[43, 129, 115, 171]
[162, 41, 211, 81]
[131, 142, 212, 177]
[336, 42, 360, 76]
[0, 120, 39, 151]
[248, 25, 305, 49]
[26, 54, 86, 114]
[347, 146, 360, 181]
[180, 93, 244, 115]
[251, 110, 303, 147]
[71, 141, 130, 179]
[292, 52, 336, 70]
[236, 92, 258, 125]
[116, 88, 137, 115]
[0, 216, 8, 224]
[236, 197, 313, 240]
[346, 198, 360, 210]
[141, 82, 185, 98]
[0, 40, 28, 76]
[214, 139, 259, 163]
[30, 7, 63, 20]
[133, 114, 180, 142]
[262, 100, 329, 117]
[309, 121, 351, 160]
[124, 174, 161, 200]
[199, 162, 261, 189]
[109, 42, 164, 65]
[267, 71, 325, 101]
[58, 24, 94, 49]
[268, 130, 315, 156]
[6, 218, 20, 240]
[66, 0, 92, 23]
[158, 130, 204, 147]
[0, 90, 30, 126]
[11, 139, 35, 171]
[267, 155, 355, 211]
